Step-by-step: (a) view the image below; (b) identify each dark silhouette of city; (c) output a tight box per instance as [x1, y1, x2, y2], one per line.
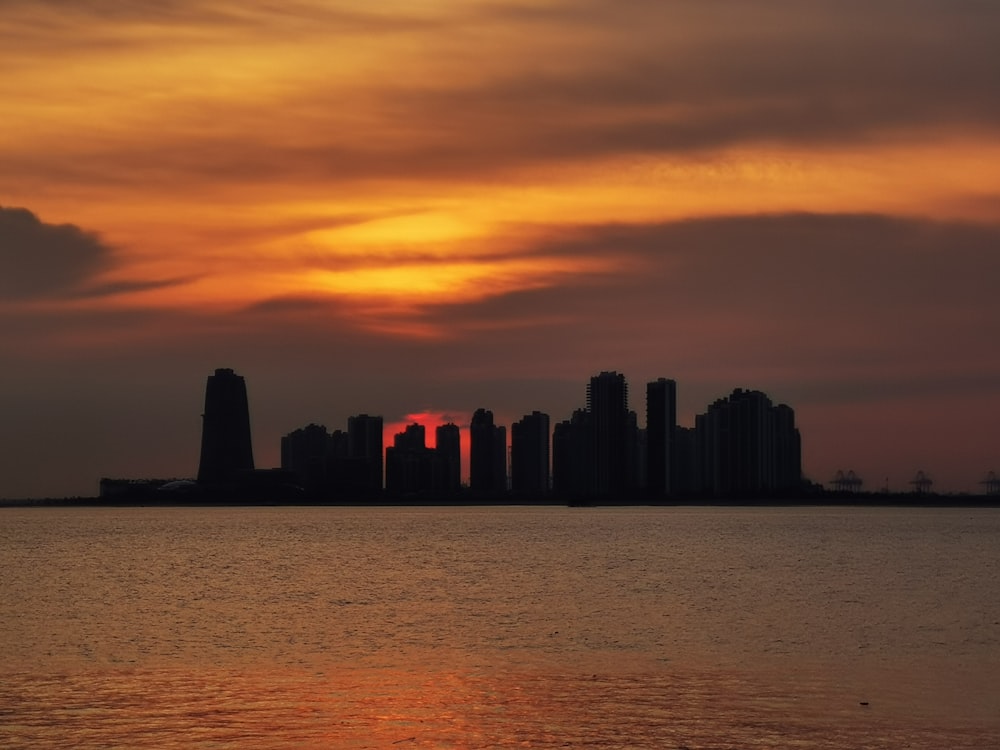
[148, 367, 809, 504]
[84, 367, 997, 507]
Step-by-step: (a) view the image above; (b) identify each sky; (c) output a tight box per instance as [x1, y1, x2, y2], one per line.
[1, 0, 999, 498]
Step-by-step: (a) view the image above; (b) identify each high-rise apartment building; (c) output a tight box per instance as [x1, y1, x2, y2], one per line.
[511, 411, 550, 496]
[587, 371, 630, 496]
[281, 422, 330, 495]
[470, 408, 506, 495]
[646, 378, 677, 497]
[348, 413, 383, 494]
[552, 409, 590, 498]
[694, 388, 801, 497]
[436, 422, 462, 493]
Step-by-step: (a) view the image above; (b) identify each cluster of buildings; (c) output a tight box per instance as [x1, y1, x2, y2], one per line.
[94, 368, 997, 503]
[172, 367, 807, 501]
[275, 370, 804, 501]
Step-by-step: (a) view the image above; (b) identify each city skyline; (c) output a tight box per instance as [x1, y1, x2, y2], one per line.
[196, 367, 807, 500]
[1, 357, 998, 498]
[109, 367, 989, 500]
[1, 2, 998, 498]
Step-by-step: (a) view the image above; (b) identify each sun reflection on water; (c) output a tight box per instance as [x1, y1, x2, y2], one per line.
[1, 664, 991, 749]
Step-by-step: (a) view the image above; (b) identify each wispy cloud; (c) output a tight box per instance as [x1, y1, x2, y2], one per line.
[4, 0, 998, 192]
[411, 213, 1000, 385]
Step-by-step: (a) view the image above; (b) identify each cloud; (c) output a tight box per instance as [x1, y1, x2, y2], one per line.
[67, 277, 197, 299]
[0, 0, 442, 59]
[243, 295, 337, 314]
[5, 1, 999, 192]
[374, 2, 1000, 168]
[411, 213, 1000, 391]
[0, 205, 192, 301]
[0, 206, 112, 298]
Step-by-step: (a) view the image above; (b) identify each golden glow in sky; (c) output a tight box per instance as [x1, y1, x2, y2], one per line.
[3, 0, 998, 318]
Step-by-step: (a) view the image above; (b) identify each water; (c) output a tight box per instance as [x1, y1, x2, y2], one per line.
[1, 505, 998, 748]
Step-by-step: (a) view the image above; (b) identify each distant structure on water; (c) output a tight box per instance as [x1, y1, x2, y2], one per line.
[830, 470, 864, 493]
[910, 470, 933, 494]
[982, 472, 1000, 496]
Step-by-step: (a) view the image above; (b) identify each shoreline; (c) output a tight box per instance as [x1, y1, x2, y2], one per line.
[3, 494, 1000, 509]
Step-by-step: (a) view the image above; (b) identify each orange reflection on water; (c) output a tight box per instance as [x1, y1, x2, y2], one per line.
[2, 662, 996, 749]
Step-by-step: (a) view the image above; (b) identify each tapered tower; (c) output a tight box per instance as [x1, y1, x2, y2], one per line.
[197, 368, 254, 484]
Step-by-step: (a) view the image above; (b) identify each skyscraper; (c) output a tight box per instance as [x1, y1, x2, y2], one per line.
[197, 368, 254, 484]
[436, 422, 461, 493]
[470, 408, 506, 495]
[348, 413, 384, 494]
[693, 388, 801, 497]
[281, 422, 330, 495]
[587, 371, 630, 496]
[385, 423, 427, 495]
[646, 378, 677, 497]
[511, 411, 550, 496]
[552, 409, 591, 498]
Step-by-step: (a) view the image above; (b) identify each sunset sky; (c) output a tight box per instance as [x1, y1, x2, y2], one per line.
[2, 0, 999, 498]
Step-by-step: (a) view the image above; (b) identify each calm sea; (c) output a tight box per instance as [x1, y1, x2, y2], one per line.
[1, 506, 998, 748]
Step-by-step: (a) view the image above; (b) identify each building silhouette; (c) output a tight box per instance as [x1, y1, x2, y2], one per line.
[197, 368, 254, 484]
[587, 371, 633, 496]
[280, 422, 330, 495]
[694, 388, 801, 497]
[264, 370, 810, 503]
[385, 423, 449, 496]
[511, 411, 550, 496]
[280, 414, 383, 498]
[552, 409, 591, 498]
[348, 414, 384, 495]
[436, 422, 462, 493]
[673, 425, 699, 496]
[470, 408, 506, 495]
[773, 403, 802, 492]
[646, 378, 677, 497]
[386, 423, 425, 495]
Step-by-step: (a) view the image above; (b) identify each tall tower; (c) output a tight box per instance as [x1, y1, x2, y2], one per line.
[587, 371, 629, 496]
[511, 411, 550, 496]
[197, 368, 254, 484]
[436, 422, 461, 493]
[552, 409, 591, 498]
[470, 408, 506, 495]
[646, 378, 677, 497]
[693, 388, 800, 497]
[348, 413, 384, 494]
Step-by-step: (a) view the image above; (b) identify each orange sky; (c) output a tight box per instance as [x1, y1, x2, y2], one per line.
[1, 1, 999, 497]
